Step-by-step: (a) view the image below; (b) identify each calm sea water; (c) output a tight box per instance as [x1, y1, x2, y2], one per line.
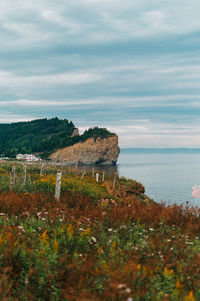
[118, 149, 200, 206]
[77, 148, 200, 206]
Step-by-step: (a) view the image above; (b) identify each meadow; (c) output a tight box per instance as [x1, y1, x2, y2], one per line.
[0, 161, 199, 300]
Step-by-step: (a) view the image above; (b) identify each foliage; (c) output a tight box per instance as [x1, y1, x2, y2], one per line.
[0, 118, 75, 158]
[0, 162, 199, 299]
[0, 118, 115, 159]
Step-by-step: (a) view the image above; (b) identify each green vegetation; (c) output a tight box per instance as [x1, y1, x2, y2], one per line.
[0, 118, 115, 159]
[0, 161, 199, 300]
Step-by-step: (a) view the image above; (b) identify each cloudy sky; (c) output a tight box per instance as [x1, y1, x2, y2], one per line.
[1, 0, 200, 147]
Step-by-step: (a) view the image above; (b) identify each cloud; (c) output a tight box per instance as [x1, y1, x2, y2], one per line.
[1, 0, 200, 147]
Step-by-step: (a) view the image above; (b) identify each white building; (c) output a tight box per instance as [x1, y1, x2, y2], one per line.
[16, 154, 40, 161]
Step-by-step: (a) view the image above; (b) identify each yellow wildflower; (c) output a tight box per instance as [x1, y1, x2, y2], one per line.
[67, 224, 74, 235]
[163, 267, 174, 276]
[40, 230, 48, 242]
[39, 249, 45, 256]
[112, 240, 116, 249]
[143, 266, 147, 275]
[176, 279, 183, 289]
[184, 291, 195, 301]
[85, 227, 91, 235]
[53, 240, 58, 252]
[98, 247, 103, 254]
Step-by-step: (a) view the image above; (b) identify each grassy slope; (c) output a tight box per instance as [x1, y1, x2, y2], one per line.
[0, 162, 199, 300]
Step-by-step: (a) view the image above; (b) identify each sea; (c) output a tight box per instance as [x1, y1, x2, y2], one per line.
[118, 148, 200, 207]
[82, 148, 200, 207]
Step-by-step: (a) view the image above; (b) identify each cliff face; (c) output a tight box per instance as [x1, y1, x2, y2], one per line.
[50, 135, 120, 165]
[71, 128, 79, 137]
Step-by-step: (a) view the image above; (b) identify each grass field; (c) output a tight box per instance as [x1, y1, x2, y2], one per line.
[0, 161, 199, 300]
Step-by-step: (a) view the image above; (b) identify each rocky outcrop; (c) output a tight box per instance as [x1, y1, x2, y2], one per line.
[71, 128, 79, 137]
[50, 135, 120, 165]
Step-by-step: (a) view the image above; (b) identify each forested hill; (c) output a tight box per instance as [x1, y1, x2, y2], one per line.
[0, 118, 115, 159]
[0, 118, 75, 158]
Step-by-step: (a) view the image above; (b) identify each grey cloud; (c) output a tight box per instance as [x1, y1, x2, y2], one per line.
[1, 0, 200, 147]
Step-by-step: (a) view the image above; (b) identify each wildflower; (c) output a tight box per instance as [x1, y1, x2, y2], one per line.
[184, 291, 195, 301]
[98, 247, 103, 254]
[40, 230, 48, 242]
[176, 279, 183, 289]
[18, 226, 25, 232]
[91, 236, 96, 243]
[53, 240, 58, 252]
[112, 240, 116, 249]
[108, 228, 112, 232]
[117, 284, 126, 289]
[163, 267, 174, 276]
[85, 227, 91, 235]
[39, 249, 45, 256]
[67, 224, 74, 235]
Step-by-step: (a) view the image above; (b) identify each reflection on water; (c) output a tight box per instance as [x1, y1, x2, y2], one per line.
[63, 163, 118, 177]
[52, 160, 119, 177]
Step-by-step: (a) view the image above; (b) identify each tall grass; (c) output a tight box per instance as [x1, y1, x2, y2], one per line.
[0, 161, 199, 300]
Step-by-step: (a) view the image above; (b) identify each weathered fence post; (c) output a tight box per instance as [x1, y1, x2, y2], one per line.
[92, 168, 95, 178]
[81, 169, 85, 179]
[96, 173, 99, 183]
[113, 173, 117, 192]
[22, 163, 27, 187]
[55, 172, 62, 201]
[40, 163, 44, 176]
[102, 170, 105, 182]
[10, 166, 15, 190]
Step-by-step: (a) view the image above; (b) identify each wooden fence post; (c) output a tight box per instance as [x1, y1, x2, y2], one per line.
[92, 168, 94, 178]
[10, 166, 15, 190]
[55, 172, 62, 201]
[113, 173, 117, 192]
[102, 170, 105, 182]
[96, 173, 99, 183]
[40, 163, 44, 176]
[22, 163, 27, 187]
[81, 169, 85, 179]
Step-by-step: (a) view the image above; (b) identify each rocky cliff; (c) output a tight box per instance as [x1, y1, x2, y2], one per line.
[50, 134, 120, 165]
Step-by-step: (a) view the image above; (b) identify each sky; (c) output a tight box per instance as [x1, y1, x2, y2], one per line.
[1, 0, 200, 148]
